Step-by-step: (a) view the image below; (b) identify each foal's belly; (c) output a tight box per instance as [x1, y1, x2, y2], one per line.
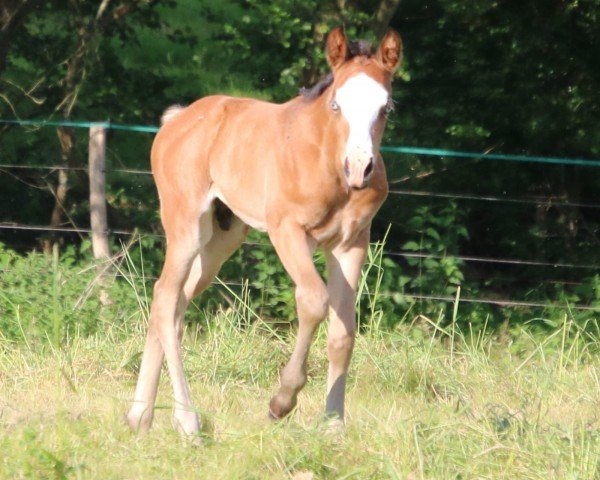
[211, 185, 268, 232]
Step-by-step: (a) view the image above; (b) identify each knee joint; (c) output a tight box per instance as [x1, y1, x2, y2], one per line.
[328, 332, 355, 356]
[296, 284, 329, 322]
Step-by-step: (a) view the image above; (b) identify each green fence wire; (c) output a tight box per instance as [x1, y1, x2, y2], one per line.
[2, 118, 600, 167]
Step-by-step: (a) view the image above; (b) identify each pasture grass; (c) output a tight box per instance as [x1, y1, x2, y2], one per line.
[1, 303, 599, 479]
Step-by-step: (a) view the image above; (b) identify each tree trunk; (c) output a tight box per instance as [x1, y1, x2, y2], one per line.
[370, 0, 402, 39]
[42, 127, 76, 253]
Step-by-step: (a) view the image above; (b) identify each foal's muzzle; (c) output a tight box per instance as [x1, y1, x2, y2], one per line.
[345, 155, 375, 189]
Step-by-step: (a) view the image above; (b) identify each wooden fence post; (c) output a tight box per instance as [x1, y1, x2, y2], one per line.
[88, 124, 112, 305]
[88, 125, 109, 261]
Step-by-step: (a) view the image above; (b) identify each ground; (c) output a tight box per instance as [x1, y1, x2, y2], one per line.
[1, 309, 598, 479]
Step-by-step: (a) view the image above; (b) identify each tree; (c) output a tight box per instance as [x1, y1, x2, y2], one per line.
[0, 0, 42, 75]
[201, 0, 403, 99]
[1, 0, 168, 251]
[1, 0, 599, 315]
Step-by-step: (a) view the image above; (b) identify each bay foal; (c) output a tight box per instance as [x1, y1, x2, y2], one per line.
[127, 27, 402, 435]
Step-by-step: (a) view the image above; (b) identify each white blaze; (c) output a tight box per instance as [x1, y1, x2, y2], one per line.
[335, 73, 389, 161]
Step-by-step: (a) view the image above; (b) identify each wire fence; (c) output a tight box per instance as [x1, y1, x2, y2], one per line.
[1, 118, 599, 313]
[389, 189, 600, 210]
[0, 222, 596, 272]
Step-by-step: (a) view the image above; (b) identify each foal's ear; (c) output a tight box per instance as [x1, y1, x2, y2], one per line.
[326, 27, 348, 70]
[376, 29, 403, 73]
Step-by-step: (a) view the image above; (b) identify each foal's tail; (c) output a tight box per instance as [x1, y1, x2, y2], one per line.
[161, 104, 186, 125]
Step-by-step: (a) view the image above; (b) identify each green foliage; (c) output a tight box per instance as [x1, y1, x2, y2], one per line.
[402, 201, 467, 295]
[239, 234, 297, 320]
[209, 0, 374, 99]
[0, 242, 95, 345]
[3, 229, 597, 351]
[362, 204, 471, 326]
[0, 241, 149, 346]
[576, 274, 600, 307]
[1, 0, 600, 328]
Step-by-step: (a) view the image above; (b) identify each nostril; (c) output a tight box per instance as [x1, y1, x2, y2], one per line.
[364, 158, 374, 177]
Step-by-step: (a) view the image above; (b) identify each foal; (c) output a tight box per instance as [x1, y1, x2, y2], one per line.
[127, 27, 402, 435]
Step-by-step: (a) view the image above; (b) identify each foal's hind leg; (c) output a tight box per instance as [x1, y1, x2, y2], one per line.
[127, 208, 247, 435]
[268, 222, 329, 419]
[168, 214, 248, 434]
[186, 215, 249, 301]
[127, 211, 208, 434]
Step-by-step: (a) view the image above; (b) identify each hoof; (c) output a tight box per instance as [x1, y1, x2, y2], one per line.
[126, 407, 153, 433]
[268, 393, 297, 420]
[173, 410, 201, 436]
[181, 433, 204, 448]
[323, 416, 345, 436]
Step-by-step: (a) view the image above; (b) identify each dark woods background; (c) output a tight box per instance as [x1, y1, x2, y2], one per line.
[1, 0, 599, 331]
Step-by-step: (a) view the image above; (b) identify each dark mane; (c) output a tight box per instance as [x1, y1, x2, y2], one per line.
[348, 39, 374, 58]
[299, 40, 374, 100]
[299, 73, 334, 100]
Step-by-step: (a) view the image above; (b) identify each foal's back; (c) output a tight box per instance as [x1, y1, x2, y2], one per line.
[152, 95, 301, 228]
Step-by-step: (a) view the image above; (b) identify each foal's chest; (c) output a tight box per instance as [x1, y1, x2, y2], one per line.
[309, 179, 388, 249]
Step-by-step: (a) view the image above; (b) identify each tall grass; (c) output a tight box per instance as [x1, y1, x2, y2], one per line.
[0, 241, 599, 479]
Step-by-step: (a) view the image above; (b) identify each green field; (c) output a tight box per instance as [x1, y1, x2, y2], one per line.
[2, 1, 600, 477]
[1, 276, 599, 479]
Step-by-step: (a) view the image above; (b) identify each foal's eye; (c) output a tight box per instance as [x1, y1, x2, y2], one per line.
[330, 100, 340, 112]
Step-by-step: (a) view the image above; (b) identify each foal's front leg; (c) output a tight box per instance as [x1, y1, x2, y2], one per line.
[268, 222, 329, 419]
[324, 228, 369, 423]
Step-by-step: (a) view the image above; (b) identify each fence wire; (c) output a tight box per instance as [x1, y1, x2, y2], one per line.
[1, 221, 599, 312]
[1, 222, 596, 271]
[1, 119, 599, 313]
[0, 263, 597, 312]
[389, 189, 600, 210]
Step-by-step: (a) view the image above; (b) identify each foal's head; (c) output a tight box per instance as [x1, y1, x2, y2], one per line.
[324, 27, 402, 189]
